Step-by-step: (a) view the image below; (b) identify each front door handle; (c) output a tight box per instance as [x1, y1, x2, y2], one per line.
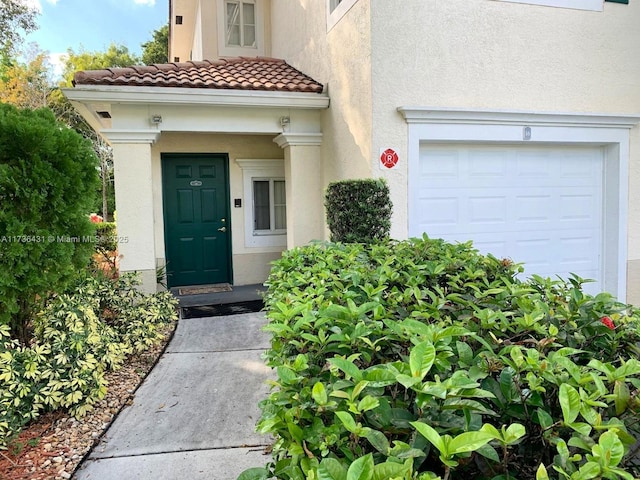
[218, 226, 227, 232]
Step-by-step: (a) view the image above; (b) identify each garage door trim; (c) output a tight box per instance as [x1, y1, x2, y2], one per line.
[398, 107, 640, 300]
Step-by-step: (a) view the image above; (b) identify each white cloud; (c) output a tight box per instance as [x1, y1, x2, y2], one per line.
[133, 0, 156, 5]
[23, 0, 43, 12]
[47, 52, 67, 81]
[22, 0, 58, 13]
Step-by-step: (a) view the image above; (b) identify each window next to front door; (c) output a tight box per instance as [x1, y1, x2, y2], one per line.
[236, 159, 287, 248]
[253, 178, 286, 235]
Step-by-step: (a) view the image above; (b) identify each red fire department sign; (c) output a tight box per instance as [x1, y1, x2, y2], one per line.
[380, 148, 399, 169]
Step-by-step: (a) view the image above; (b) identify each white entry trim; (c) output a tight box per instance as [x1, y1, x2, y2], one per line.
[236, 159, 286, 248]
[398, 106, 640, 300]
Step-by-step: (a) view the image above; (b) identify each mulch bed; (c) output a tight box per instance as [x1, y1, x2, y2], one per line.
[0, 321, 177, 480]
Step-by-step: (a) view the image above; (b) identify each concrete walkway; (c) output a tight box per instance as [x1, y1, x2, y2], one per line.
[74, 312, 273, 480]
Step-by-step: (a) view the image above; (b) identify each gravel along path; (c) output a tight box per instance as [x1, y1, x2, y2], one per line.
[0, 321, 178, 480]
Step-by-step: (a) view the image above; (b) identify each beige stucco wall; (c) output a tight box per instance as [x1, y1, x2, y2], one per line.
[270, 0, 373, 197]
[152, 132, 285, 285]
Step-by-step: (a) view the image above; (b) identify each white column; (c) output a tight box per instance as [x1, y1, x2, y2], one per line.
[274, 133, 325, 248]
[103, 130, 160, 293]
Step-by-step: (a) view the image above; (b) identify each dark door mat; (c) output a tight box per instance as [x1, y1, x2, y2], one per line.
[181, 300, 264, 319]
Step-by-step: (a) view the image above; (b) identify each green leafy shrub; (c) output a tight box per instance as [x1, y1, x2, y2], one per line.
[94, 221, 117, 252]
[0, 103, 99, 341]
[243, 237, 640, 480]
[324, 179, 392, 243]
[0, 273, 179, 449]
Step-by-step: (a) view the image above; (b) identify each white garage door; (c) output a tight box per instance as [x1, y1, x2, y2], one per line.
[411, 144, 604, 292]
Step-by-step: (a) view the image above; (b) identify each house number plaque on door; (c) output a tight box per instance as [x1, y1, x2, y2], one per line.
[190, 180, 203, 186]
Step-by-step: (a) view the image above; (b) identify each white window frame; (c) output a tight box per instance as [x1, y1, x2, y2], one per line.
[327, 0, 359, 31]
[236, 159, 286, 248]
[492, 0, 603, 11]
[252, 178, 286, 235]
[217, 0, 265, 57]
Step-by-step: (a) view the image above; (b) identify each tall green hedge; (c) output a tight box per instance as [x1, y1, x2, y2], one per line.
[0, 103, 99, 341]
[324, 178, 392, 243]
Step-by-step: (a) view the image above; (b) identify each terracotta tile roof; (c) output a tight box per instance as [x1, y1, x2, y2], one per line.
[72, 57, 324, 94]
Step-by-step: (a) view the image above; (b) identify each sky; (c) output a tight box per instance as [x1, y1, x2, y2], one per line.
[22, 0, 169, 76]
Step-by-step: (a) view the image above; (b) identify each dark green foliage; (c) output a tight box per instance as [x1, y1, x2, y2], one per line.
[0, 273, 179, 448]
[142, 24, 169, 65]
[246, 237, 640, 479]
[325, 178, 392, 243]
[0, 103, 99, 340]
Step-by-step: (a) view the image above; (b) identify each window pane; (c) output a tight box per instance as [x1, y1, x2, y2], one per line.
[253, 180, 270, 230]
[274, 180, 286, 230]
[226, 2, 241, 46]
[243, 26, 256, 47]
[243, 2, 255, 24]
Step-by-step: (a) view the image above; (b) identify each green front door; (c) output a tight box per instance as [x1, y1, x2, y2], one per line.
[162, 154, 232, 288]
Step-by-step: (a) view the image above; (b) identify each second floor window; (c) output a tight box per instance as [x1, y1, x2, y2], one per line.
[226, 1, 256, 48]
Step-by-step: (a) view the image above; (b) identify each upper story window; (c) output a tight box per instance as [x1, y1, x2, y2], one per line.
[217, 0, 265, 56]
[225, 0, 256, 48]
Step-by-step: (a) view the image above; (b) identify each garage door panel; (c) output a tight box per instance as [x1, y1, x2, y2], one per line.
[414, 144, 603, 291]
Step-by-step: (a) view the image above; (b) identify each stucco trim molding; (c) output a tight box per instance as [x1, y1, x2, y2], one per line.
[398, 107, 640, 129]
[64, 86, 330, 110]
[101, 130, 161, 144]
[274, 133, 323, 148]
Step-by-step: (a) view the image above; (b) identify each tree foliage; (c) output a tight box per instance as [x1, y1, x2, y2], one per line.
[0, 50, 51, 109]
[0, 0, 38, 60]
[61, 43, 140, 86]
[142, 24, 169, 65]
[0, 103, 99, 341]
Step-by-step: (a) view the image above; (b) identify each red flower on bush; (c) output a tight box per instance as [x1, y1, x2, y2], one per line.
[601, 316, 615, 330]
[89, 213, 103, 224]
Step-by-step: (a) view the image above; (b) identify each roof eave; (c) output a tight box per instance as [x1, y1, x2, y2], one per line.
[63, 85, 330, 109]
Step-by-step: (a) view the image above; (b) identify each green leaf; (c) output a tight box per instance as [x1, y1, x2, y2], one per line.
[503, 423, 526, 444]
[237, 467, 270, 480]
[346, 454, 374, 480]
[559, 384, 580, 424]
[410, 421, 444, 453]
[536, 408, 554, 430]
[456, 341, 473, 365]
[568, 422, 592, 436]
[357, 395, 380, 413]
[336, 411, 357, 433]
[395, 374, 422, 389]
[592, 430, 624, 467]
[409, 341, 436, 380]
[536, 463, 550, 480]
[276, 366, 298, 384]
[329, 357, 363, 382]
[364, 429, 390, 455]
[613, 380, 630, 415]
[575, 461, 601, 479]
[448, 431, 494, 455]
[312, 382, 328, 405]
[373, 461, 408, 480]
[476, 443, 500, 462]
[614, 359, 640, 379]
[318, 458, 348, 480]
